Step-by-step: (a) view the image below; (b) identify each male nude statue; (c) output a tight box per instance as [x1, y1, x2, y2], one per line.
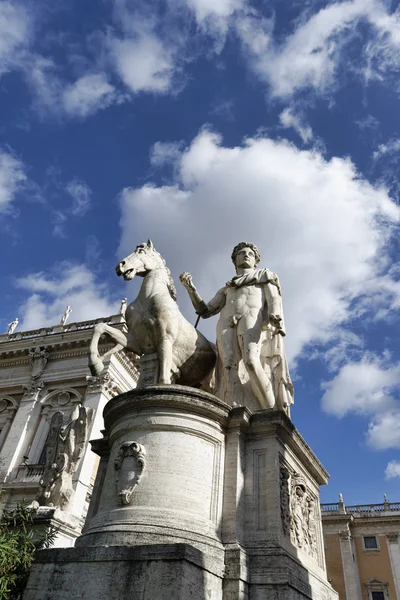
[180, 242, 293, 412]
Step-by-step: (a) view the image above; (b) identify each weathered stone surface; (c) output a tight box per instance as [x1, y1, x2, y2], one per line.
[23, 544, 223, 600]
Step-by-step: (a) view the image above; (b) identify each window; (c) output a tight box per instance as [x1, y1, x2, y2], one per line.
[363, 535, 378, 550]
[365, 578, 389, 600]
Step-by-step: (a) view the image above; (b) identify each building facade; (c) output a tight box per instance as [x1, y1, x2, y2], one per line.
[322, 498, 400, 600]
[0, 314, 138, 545]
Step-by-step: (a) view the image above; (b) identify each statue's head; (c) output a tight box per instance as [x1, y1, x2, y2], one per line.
[116, 240, 161, 280]
[231, 242, 260, 271]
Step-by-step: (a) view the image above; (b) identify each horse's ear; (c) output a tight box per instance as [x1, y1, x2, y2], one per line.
[147, 239, 154, 249]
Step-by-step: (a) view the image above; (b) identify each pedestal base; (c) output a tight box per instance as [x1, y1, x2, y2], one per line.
[23, 544, 223, 600]
[24, 386, 338, 600]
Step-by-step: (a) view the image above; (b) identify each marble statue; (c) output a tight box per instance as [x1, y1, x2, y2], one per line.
[7, 317, 18, 335]
[37, 405, 91, 509]
[180, 242, 293, 412]
[60, 305, 72, 326]
[119, 298, 127, 316]
[88, 240, 216, 388]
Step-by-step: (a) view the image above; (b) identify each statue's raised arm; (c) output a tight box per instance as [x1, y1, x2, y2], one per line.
[179, 272, 226, 319]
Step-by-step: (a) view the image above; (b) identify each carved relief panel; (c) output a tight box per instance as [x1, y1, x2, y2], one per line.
[280, 460, 320, 564]
[114, 441, 146, 505]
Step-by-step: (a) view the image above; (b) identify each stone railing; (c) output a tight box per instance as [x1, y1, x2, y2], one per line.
[321, 501, 400, 515]
[15, 464, 45, 483]
[0, 314, 125, 344]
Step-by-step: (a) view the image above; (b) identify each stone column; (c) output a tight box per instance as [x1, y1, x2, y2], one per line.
[222, 407, 251, 600]
[0, 409, 17, 451]
[68, 373, 119, 515]
[387, 533, 400, 600]
[339, 528, 362, 600]
[1, 384, 44, 480]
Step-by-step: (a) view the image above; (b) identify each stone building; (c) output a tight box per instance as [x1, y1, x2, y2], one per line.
[0, 314, 138, 546]
[322, 498, 400, 600]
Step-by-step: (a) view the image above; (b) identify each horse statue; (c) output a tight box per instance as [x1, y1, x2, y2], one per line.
[88, 240, 216, 388]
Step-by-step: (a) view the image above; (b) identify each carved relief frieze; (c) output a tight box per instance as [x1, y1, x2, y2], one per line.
[280, 465, 291, 537]
[114, 441, 145, 505]
[279, 464, 319, 561]
[37, 405, 92, 510]
[386, 532, 399, 543]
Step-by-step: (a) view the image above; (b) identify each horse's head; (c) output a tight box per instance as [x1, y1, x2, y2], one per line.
[116, 240, 163, 280]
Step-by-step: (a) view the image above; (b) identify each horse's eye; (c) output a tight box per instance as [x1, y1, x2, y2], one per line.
[138, 248, 144, 253]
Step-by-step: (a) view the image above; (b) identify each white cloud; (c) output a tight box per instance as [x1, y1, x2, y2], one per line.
[373, 138, 400, 161]
[385, 460, 400, 479]
[0, 1, 32, 77]
[117, 129, 399, 362]
[321, 356, 400, 418]
[0, 149, 26, 213]
[279, 107, 313, 143]
[368, 410, 400, 450]
[62, 73, 116, 118]
[66, 179, 92, 217]
[15, 263, 119, 330]
[236, 0, 400, 99]
[112, 35, 174, 94]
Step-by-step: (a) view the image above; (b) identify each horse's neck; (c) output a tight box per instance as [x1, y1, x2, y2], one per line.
[139, 268, 169, 298]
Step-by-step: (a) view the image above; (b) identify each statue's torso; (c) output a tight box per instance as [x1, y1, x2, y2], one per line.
[221, 283, 265, 320]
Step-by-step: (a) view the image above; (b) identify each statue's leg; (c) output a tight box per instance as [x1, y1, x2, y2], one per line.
[217, 322, 242, 405]
[89, 324, 140, 376]
[238, 323, 275, 409]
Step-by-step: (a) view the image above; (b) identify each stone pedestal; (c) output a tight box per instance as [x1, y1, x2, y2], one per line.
[23, 386, 337, 600]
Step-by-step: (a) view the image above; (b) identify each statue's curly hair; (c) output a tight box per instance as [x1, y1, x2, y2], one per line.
[231, 242, 261, 266]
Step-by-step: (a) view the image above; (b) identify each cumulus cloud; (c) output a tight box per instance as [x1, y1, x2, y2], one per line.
[112, 35, 175, 94]
[118, 129, 399, 361]
[368, 410, 400, 450]
[0, 149, 27, 213]
[15, 263, 119, 329]
[62, 73, 116, 118]
[321, 354, 400, 451]
[321, 356, 400, 418]
[385, 460, 400, 479]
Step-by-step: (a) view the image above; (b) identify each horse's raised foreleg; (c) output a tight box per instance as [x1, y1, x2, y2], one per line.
[89, 323, 140, 376]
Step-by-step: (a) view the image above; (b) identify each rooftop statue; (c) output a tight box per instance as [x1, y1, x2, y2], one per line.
[88, 240, 216, 388]
[180, 242, 294, 413]
[60, 305, 72, 326]
[7, 317, 18, 335]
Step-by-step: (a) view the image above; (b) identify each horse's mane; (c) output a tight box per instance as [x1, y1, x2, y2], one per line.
[140, 245, 177, 302]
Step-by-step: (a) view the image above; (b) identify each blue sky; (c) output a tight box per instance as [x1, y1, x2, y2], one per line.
[1, 0, 400, 504]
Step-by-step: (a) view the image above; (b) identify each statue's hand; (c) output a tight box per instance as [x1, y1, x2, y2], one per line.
[270, 314, 282, 327]
[179, 272, 196, 291]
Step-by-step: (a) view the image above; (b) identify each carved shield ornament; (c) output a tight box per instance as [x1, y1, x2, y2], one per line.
[114, 442, 145, 505]
[29, 347, 49, 379]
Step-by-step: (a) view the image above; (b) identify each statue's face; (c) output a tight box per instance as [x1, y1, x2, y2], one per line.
[235, 246, 257, 270]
